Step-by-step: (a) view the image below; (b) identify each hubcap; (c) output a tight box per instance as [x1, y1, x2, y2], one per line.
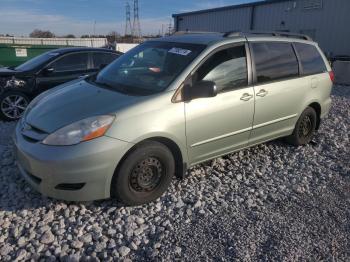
[298, 115, 312, 138]
[1, 95, 28, 119]
[130, 157, 163, 192]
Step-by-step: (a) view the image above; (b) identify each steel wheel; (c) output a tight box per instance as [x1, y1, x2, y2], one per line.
[111, 141, 175, 206]
[1, 94, 28, 120]
[285, 107, 317, 146]
[298, 115, 312, 138]
[129, 157, 164, 192]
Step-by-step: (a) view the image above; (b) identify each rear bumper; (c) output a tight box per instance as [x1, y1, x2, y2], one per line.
[321, 97, 332, 119]
[14, 123, 132, 201]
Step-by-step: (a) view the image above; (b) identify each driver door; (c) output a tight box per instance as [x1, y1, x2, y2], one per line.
[36, 52, 89, 92]
[185, 43, 255, 164]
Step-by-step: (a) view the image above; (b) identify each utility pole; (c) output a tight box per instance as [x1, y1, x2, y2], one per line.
[132, 0, 142, 39]
[124, 2, 132, 36]
[168, 19, 172, 36]
[93, 20, 96, 37]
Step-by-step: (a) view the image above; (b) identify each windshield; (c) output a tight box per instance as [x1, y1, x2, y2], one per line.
[93, 41, 206, 95]
[15, 51, 59, 71]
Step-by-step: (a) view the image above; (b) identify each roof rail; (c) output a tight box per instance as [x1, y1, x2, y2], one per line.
[174, 31, 219, 35]
[223, 31, 313, 41]
[222, 31, 243, 37]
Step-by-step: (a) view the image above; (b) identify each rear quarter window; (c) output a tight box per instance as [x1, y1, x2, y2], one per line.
[251, 42, 299, 84]
[93, 52, 119, 69]
[294, 43, 327, 75]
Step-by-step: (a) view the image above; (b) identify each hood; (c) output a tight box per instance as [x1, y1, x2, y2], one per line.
[0, 67, 19, 77]
[25, 80, 143, 133]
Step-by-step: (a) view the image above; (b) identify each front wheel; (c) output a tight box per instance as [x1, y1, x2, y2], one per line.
[285, 107, 317, 146]
[111, 141, 175, 206]
[0, 91, 30, 121]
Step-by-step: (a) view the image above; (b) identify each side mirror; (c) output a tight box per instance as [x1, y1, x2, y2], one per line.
[43, 67, 55, 75]
[183, 80, 217, 101]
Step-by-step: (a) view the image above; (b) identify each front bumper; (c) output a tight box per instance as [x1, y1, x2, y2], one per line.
[13, 123, 132, 201]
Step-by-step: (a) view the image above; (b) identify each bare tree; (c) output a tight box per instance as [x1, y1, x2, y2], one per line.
[29, 29, 55, 38]
[106, 31, 120, 43]
[63, 34, 76, 38]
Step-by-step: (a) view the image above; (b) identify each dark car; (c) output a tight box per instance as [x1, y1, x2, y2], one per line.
[0, 47, 122, 120]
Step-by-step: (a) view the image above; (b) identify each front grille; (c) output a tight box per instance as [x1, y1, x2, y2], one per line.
[21, 122, 48, 142]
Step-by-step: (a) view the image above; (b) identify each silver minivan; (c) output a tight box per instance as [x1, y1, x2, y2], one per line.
[14, 32, 333, 205]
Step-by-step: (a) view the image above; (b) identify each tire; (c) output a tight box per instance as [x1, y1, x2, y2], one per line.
[111, 141, 175, 206]
[0, 91, 30, 121]
[285, 107, 317, 146]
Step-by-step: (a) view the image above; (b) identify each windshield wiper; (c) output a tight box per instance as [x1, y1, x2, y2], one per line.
[88, 76, 128, 94]
[94, 80, 115, 90]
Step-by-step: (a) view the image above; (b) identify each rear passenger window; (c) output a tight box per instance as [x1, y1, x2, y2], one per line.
[93, 52, 119, 69]
[294, 43, 327, 75]
[51, 53, 88, 72]
[195, 45, 248, 93]
[252, 42, 299, 84]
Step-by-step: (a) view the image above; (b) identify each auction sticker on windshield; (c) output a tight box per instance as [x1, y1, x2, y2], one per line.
[168, 47, 192, 56]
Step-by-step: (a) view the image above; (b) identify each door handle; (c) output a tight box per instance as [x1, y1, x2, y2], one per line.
[79, 74, 89, 78]
[240, 93, 253, 101]
[256, 89, 268, 97]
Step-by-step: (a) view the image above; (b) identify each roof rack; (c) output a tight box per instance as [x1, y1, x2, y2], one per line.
[174, 31, 219, 35]
[223, 31, 313, 41]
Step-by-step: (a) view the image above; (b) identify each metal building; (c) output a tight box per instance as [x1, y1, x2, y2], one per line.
[172, 0, 350, 57]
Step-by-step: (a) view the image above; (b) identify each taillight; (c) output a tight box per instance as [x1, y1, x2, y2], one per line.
[329, 71, 335, 83]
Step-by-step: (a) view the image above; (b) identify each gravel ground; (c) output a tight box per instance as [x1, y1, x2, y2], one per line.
[0, 85, 349, 261]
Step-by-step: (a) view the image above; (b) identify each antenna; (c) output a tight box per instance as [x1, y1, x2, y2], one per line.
[132, 0, 142, 38]
[124, 2, 132, 36]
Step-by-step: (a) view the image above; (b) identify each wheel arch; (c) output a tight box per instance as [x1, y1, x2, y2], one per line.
[112, 136, 187, 190]
[308, 102, 321, 130]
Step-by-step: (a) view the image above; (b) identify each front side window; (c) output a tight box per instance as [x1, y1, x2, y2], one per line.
[93, 41, 206, 95]
[50, 52, 89, 72]
[194, 45, 248, 92]
[294, 43, 327, 75]
[252, 42, 299, 84]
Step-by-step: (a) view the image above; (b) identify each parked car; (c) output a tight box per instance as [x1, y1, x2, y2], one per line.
[14, 32, 333, 205]
[0, 47, 122, 120]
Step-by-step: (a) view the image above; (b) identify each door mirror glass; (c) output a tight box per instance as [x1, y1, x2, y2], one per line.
[183, 80, 217, 101]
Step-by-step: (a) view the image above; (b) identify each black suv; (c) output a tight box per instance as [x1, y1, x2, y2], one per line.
[0, 47, 122, 120]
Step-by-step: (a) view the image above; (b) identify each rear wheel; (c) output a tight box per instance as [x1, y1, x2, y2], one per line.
[0, 91, 29, 121]
[286, 107, 317, 146]
[111, 141, 175, 206]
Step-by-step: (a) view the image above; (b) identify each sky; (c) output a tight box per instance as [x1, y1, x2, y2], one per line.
[0, 0, 259, 37]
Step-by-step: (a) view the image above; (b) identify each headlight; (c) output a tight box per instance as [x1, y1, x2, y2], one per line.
[42, 115, 115, 146]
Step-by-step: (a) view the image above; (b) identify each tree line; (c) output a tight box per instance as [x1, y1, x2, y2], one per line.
[1, 29, 164, 43]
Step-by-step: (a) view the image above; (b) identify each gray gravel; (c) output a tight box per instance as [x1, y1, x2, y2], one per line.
[0, 85, 349, 261]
